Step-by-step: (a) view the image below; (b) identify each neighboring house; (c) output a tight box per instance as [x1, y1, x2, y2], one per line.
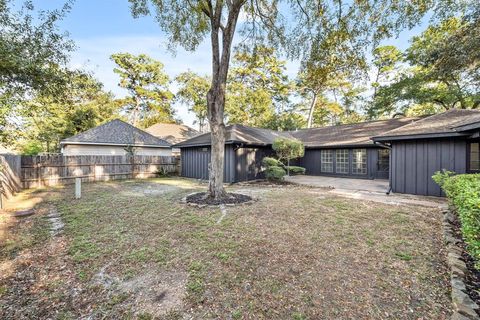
[145, 123, 199, 154]
[175, 109, 480, 196]
[60, 119, 172, 156]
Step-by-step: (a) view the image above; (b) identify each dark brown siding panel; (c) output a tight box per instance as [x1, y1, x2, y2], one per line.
[391, 138, 468, 196]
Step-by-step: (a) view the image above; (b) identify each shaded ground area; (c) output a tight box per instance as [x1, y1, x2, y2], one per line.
[0, 178, 450, 319]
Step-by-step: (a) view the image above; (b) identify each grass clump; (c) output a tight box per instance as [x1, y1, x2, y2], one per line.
[433, 170, 480, 269]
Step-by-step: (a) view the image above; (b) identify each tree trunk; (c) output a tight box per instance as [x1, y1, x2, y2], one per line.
[206, 1, 243, 199]
[307, 92, 317, 128]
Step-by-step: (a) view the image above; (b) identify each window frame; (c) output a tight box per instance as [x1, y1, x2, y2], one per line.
[468, 142, 480, 173]
[335, 149, 350, 174]
[320, 149, 334, 173]
[352, 148, 367, 175]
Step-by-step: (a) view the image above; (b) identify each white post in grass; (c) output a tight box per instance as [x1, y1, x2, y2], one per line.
[75, 178, 81, 199]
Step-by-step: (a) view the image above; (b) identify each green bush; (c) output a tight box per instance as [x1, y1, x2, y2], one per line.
[21, 141, 43, 155]
[285, 166, 306, 175]
[262, 157, 281, 167]
[265, 165, 286, 181]
[433, 170, 480, 269]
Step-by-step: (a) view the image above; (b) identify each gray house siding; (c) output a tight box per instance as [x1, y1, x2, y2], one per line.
[298, 147, 388, 179]
[390, 138, 467, 196]
[180, 145, 270, 183]
[181, 145, 236, 183]
[235, 146, 273, 181]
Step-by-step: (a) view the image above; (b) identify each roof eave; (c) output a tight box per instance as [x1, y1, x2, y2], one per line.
[304, 143, 377, 149]
[174, 140, 272, 148]
[372, 132, 470, 142]
[454, 121, 480, 132]
[60, 141, 171, 148]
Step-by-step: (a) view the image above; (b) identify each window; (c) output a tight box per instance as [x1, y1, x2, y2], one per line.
[321, 150, 333, 173]
[335, 149, 349, 174]
[352, 149, 367, 174]
[377, 149, 389, 172]
[469, 142, 480, 172]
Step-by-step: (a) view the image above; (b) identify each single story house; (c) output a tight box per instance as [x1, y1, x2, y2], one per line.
[373, 109, 480, 196]
[145, 123, 199, 154]
[60, 119, 172, 156]
[175, 109, 480, 196]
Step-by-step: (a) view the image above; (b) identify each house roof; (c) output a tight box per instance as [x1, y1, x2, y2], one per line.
[174, 124, 294, 147]
[174, 117, 418, 148]
[145, 123, 199, 144]
[373, 109, 480, 141]
[60, 119, 171, 148]
[290, 117, 418, 147]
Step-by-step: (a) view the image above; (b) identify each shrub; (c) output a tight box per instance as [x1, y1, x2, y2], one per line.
[285, 166, 306, 175]
[433, 170, 480, 269]
[265, 165, 286, 181]
[21, 141, 43, 155]
[272, 138, 304, 175]
[262, 157, 281, 167]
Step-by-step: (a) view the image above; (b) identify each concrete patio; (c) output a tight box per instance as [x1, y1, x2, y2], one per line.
[285, 175, 446, 208]
[285, 175, 390, 193]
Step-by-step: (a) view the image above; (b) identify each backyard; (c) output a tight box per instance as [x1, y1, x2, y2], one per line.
[0, 178, 450, 319]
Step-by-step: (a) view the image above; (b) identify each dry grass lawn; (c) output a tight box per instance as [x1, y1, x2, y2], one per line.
[0, 178, 450, 319]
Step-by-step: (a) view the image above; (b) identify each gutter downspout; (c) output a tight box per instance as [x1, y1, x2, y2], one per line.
[374, 141, 392, 195]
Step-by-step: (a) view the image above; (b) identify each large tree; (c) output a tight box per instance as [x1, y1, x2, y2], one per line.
[370, 16, 480, 118]
[111, 53, 175, 127]
[175, 71, 211, 132]
[0, 0, 74, 143]
[226, 45, 292, 128]
[18, 71, 120, 153]
[129, 0, 456, 199]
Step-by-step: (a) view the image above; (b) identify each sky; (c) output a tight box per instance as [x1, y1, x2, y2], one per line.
[17, 0, 431, 129]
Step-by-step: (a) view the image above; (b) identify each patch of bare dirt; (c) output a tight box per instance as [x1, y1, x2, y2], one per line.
[92, 264, 187, 317]
[186, 192, 252, 205]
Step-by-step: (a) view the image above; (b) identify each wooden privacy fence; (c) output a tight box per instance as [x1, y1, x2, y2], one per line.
[21, 155, 180, 189]
[0, 154, 22, 207]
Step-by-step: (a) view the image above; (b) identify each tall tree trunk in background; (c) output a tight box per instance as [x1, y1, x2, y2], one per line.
[307, 92, 318, 128]
[207, 1, 242, 199]
[131, 95, 142, 126]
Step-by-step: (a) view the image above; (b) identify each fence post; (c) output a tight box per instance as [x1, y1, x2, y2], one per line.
[75, 178, 81, 199]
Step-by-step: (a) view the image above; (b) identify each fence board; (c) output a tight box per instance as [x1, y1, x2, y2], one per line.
[20, 155, 180, 189]
[0, 154, 22, 206]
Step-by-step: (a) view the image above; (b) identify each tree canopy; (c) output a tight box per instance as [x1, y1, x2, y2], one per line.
[0, 0, 75, 143]
[111, 52, 176, 127]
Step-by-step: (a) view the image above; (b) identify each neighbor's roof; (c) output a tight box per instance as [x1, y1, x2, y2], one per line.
[291, 117, 418, 147]
[145, 123, 199, 144]
[60, 119, 171, 148]
[174, 124, 293, 147]
[174, 118, 418, 148]
[373, 109, 480, 141]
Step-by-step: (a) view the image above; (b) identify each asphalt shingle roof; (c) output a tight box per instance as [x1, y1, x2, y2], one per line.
[175, 118, 418, 148]
[290, 117, 418, 147]
[61, 119, 171, 147]
[174, 124, 294, 147]
[373, 109, 480, 140]
[145, 123, 199, 144]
